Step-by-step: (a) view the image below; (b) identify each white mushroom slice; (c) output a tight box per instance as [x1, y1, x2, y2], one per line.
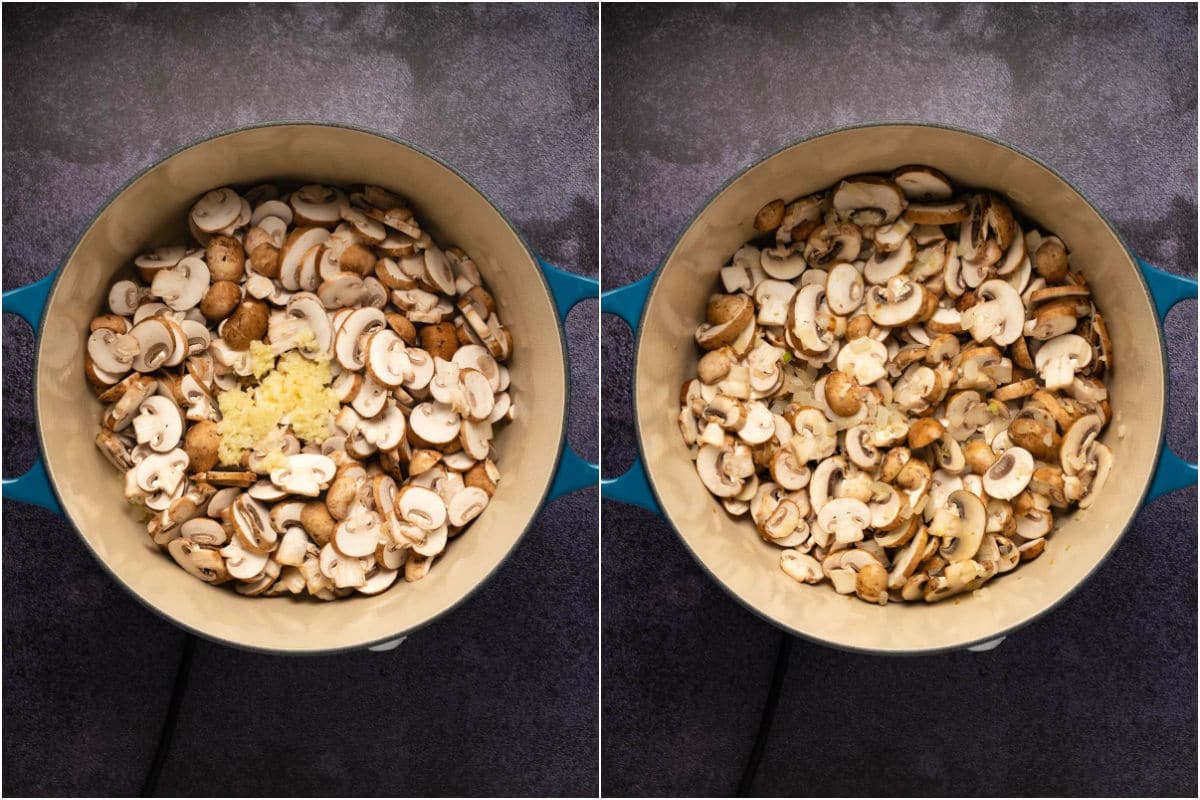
[1077, 443, 1113, 510]
[88, 328, 139, 375]
[780, 550, 823, 584]
[410, 402, 461, 445]
[128, 318, 179, 372]
[134, 449, 189, 496]
[864, 236, 914, 285]
[278, 227, 331, 290]
[318, 542, 367, 588]
[317, 271, 364, 309]
[865, 276, 926, 328]
[290, 185, 346, 226]
[397, 486, 448, 531]
[135, 245, 186, 276]
[817, 497, 871, 544]
[1034, 334, 1092, 390]
[769, 450, 810, 490]
[339, 205, 386, 243]
[421, 246, 457, 295]
[180, 517, 228, 547]
[788, 284, 833, 354]
[350, 373, 389, 418]
[362, 330, 410, 388]
[452, 344, 501, 392]
[832, 176, 905, 225]
[835, 337, 888, 386]
[753, 280, 797, 326]
[284, 293, 333, 359]
[460, 419, 493, 461]
[789, 408, 838, 463]
[334, 504, 382, 558]
[108, 280, 146, 316]
[359, 403, 407, 451]
[357, 567, 399, 596]
[738, 401, 775, 445]
[333, 306, 386, 370]
[825, 263, 864, 315]
[191, 188, 242, 233]
[250, 199, 293, 227]
[447, 486, 490, 527]
[248, 479, 289, 503]
[760, 246, 806, 280]
[959, 279, 1024, 346]
[891, 165, 954, 201]
[270, 454, 336, 497]
[132, 395, 185, 452]
[460, 369, 496, 421]
[404, 348, 436, 391]
[151, 255, 209, 311]
[982, 447, 1035, 499]
[695, 444, 744, 498]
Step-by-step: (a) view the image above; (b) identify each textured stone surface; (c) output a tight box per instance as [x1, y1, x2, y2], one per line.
[601, 4, 1196, 796]
[3, 4, 597, 796]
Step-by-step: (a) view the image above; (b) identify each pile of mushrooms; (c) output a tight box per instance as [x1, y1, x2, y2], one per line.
[681, 167, 1115, 605]
[88, 183, 513, 599]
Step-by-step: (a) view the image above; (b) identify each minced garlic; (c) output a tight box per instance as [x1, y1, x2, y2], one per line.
[216, 346, 340, 466]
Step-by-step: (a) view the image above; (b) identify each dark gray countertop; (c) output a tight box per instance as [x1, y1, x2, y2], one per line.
[601, 4, 1197, 796]
[2, 4, 597, 796]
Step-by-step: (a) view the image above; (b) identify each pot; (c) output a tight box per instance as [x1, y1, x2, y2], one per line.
[2, 123, 598, 654]
[602, 123, 1196, 654]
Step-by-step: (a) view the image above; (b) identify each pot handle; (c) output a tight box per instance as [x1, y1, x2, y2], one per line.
[538, 259, 601, 499]
[1138, 259, 1199, 501]
[2, 274, 63, 514]
[598, 276, 661, 513]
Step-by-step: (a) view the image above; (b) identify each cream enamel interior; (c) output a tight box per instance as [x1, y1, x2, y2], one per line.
[36, 125, 567, 653]
[635, 125, 1163, 653]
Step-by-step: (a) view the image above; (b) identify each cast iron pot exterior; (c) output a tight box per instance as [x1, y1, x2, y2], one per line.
[604, 123, 1196, 655]
[3, 123, 596, 654]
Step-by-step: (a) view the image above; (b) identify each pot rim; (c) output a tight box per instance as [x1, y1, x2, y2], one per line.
[32, 120, 572, 655]
[629, 120, 1166, 656]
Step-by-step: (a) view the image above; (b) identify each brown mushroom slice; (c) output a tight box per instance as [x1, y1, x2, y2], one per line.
[804, 222, 862, 267]
[1035, 333, 1092, 390]
[180, 517, 229, 547]
[769, 449, 811, 491]
[902, 199, 968, 225]
[230, 494, 277, 554]
[168, 538, 229, 583]
[695, 294, 754, 351]
[289, 184, 345, 227]
[923, 560, 984, 603]
[150, 255, 209, 312]
[331, 306, 385, 371]
[834, 336, 888, 385]
[191, 188, 242, 233]
[132, 396, 185, 453]
[218, 534, 270, 581]
[1060, 414, 1103, 476]
[832, 176, 905, 226]
[402, 348, 436, 391]
[108, 279, 145, 316]
[752, 280, 796, 327]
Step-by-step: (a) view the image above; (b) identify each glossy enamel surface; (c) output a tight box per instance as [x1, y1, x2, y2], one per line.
[635, 124, 1163, 653]
[35, 124, 567, 653]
